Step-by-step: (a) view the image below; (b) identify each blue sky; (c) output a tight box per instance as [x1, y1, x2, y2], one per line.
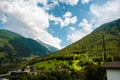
[0, 0, 120, 49]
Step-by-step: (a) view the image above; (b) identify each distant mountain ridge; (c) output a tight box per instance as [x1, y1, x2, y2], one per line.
[37, 40, 58, 52]
[0, 29, 58, 74]
[0, 29, 58, 57]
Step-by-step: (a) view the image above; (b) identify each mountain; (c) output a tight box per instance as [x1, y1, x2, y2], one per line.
[37, 40, 58, 53]
[44, 18, 120, 61]
[0, 29, 59, 73]
[0, 29, 58, 72]
[0, 29, 58, 57]
[26, 19, 120, 80]
[28, 19, 120, 65]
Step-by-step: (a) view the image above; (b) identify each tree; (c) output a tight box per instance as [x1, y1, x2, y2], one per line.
[84, 62, 106, 80]
[17, 75, 27, 80]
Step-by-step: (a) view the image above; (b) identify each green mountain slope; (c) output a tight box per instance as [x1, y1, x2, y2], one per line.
[0, 29, 58, 73]
[37, 40, 58, 53]
[45, 18, 120, 61]
[26, 19, 120, 80]
[0, 29, 58, 57]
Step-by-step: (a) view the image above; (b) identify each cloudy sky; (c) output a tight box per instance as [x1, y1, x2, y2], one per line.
[0, 0, 120, 49]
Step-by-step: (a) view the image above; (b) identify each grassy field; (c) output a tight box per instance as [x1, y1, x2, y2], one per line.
[33, 60, 70, 70]
[0, 52, 5, 58]
[72, 60, 81, 70]
[32, 58, 83, 71]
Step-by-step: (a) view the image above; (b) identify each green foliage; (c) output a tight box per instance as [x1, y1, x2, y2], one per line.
[33, 60, 71, 70]
[0, 29, 58, 74]
[0, 29, 58, 57]
[84, 62, 106, 80]
[29, 19, 120, 80]
[42, 18, 120, 62]
[2, 19, 120, 80]
[17, 75, 28, 80]
[8, 69, 86, 80]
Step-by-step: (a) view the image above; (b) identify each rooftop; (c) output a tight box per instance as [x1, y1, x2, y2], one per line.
[102, 61, 120, 69]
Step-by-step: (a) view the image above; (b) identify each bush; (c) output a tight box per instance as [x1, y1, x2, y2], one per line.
[84, 62, 106, 80]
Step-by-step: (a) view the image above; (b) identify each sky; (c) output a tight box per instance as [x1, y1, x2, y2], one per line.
[0, 0, 120, 49]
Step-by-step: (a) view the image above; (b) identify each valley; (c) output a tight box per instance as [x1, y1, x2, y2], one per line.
[0, 19, 120, 80]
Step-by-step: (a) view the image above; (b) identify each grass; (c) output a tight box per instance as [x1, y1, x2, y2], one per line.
[72, 60, 81, 70]
[31, 52, 105, 72]
[32, 53, 90, 72]
[33, 60, 71, 70]
[0, 52, 5, 58]
[32, 56, 82, 71]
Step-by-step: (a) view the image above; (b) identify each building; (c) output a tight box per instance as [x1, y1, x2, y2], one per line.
[0, 78, 9, 80]
[24, 66, 31, 73]
[10, 71, 27, 77]
[102, 61, 120, 80]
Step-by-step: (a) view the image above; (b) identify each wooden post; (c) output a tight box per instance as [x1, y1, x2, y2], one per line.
[103, 35, 106, 61]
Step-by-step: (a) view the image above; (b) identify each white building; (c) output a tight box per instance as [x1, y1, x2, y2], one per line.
[102, 62, 120, 80]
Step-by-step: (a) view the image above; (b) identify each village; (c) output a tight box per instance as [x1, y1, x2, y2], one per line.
[0, 63, 72, 80]
[0, 65, 37, 79]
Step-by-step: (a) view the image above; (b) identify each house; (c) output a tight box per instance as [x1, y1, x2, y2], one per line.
[102, 61, 120, 80]
[10, 71, 27, 77]
[23, 66, 37, 75]
[29, 72, 37, 75]
[0, 78, 9, 80]
[24, 66, 31, 73]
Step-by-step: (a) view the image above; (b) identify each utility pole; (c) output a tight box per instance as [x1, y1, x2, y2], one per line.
[103, 35, 106, 61]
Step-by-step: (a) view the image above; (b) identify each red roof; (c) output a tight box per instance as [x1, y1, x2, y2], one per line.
[102, 61, 120, 69]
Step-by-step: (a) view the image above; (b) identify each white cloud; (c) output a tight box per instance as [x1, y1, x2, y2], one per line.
[0, 12, 7, 24]
[0, 0, 49, 29]
[79, 18, 92, 32]
[0, 0, 62, 49]
[90, 0, 120, 28]
[62, 16, 77, 27]
[49, 11, 77, 27]
[69, 27, 75, 31]
[67, 0, 120, 43]
[63, 12, 72, 18]
[40, 0, 59, 10]
[38, 0, 48, 6]
[38, 0, 79, 10]
[59, 0, 79, 6]
[81, 0, 90, 4]
[67, 30, 84, 42]
[67, 18, 92, 42]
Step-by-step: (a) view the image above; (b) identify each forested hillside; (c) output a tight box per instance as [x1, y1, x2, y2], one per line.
[0, 29, 58, 73]
[26, 19, 120, 80]
[44, 18, 120, 61]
